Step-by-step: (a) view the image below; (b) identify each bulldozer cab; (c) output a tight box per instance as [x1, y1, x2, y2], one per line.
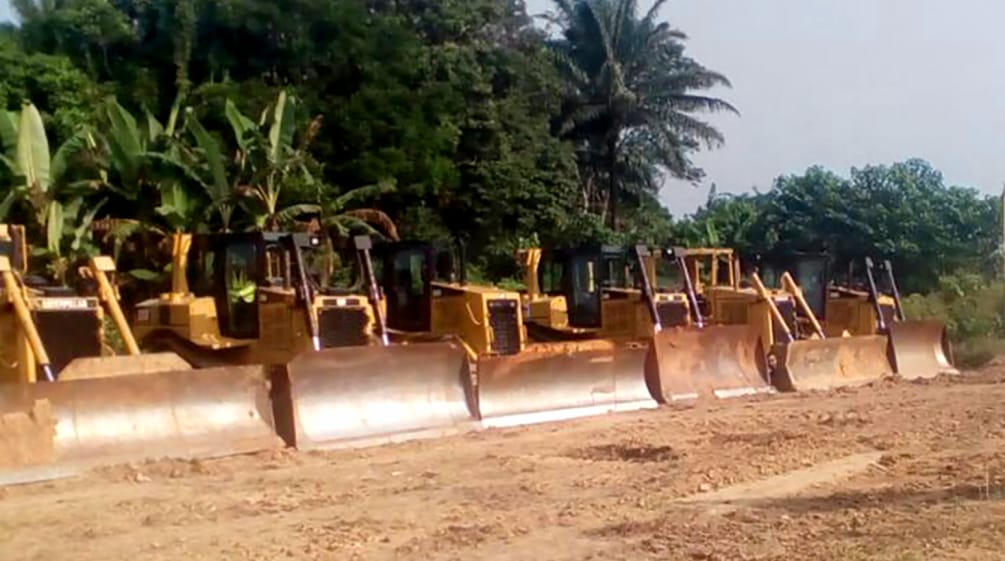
[185, 232, 328, 340]
[537, 245, 632, 329]
[680, 248, 740, 292]
[755, 252, 831, 321]
[371, 241, 458, 333]
[651, 248, 686, 292]
[371, 240, 526, 357]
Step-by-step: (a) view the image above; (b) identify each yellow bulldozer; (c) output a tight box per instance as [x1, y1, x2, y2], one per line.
[131, 232, 478, 450]
[517, 244, 772, 404]
[757, 252, 956, 380]
[0, 224, 280, 486]
[678, 247, 896, 393]
[370, 241, 659, 428]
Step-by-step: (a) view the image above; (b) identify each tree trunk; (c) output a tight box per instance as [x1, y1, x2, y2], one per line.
[607, 136, 619, 231]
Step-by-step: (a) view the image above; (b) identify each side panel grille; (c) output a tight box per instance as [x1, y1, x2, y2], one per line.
[656, 301, 690, 328]
[34, 310, 102, 374]
[488, 299, 520, 356]
[318, 307, 370, 348]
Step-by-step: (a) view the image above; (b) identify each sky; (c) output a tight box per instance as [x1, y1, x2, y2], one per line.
[3, 1, 1004, 216]
[528, 0, 1005, 216]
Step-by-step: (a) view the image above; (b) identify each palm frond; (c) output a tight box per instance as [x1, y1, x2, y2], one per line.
[52, 128, 98, 183]
[165, 91, 185, 136]
[643, 0, 670, 27]
[184, 109, 232, 204]
[274, 203, 322, 225]
[325, 215, 383, 241]
[665, 111, 727, 148]
[649, 93, 739, 116]
[225, 99, 257, 152]
[331, 180, 396, 210]
[330, 209, 400, 241]
[71, 198, 107, 251]
[103, 98, 143, 161]
[143, 106, 165, 142]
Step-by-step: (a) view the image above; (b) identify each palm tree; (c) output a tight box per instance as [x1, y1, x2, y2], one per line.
[548, 0, 737, 228]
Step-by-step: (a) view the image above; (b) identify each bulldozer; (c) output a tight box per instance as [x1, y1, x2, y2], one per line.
[757, 252, 956, 380]
[681, 247, 894, 392]
[517, 244, 772, 403]
[519, 244, 687, 340]
[371, 241, 658, 428]
[131, 232, 478, 450]
[0, 224, 279, 486]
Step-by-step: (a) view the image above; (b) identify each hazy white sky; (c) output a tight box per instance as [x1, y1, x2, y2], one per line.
[528, 0, 1005, 216]
[4, 1, 1004, 216]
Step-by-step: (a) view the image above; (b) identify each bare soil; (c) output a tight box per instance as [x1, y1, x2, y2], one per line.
[3, 367, 1005, 561]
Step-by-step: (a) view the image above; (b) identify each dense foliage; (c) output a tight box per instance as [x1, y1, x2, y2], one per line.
[0, 0, 1001, 302]
[673, 159, 1002, 295]
[2, 0, 737, 282]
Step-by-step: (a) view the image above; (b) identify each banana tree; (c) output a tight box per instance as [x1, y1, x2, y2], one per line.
[0, 102, 102, 225]
[38, 196, 108, 282]
[224, 90, 321, 230]
[99, 96, 234, 234]
[0, 101, 106, 280]
[98, 97, 237, 291]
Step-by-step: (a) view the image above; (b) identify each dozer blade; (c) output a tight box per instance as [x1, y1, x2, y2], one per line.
[273, 341, 478, 450]
[887, 320, 959, 379]
[770, 335, 894, 392]
[0, 366, 281, 486]
[648, 325, 773, 403]
[58, 352, 193, 381]
[477, 340, 657, 429]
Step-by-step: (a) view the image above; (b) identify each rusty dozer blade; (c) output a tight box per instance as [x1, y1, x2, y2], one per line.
[770, 335, 894, 392]
[273, 341, 478, 451]
[887, 320, 958, 379]
[477, 340, 657, 429]
[0, 366, 282, 486]
[648, 325, 773, 403]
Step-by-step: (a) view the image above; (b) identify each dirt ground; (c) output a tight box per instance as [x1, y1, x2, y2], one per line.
[3, 367, 1005, 561]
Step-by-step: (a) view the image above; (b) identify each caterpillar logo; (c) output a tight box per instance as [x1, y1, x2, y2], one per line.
[33, 297, 94, 311]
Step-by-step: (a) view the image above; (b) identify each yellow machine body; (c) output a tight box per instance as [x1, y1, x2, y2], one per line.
[0, 226, 279, 486]
[763, 254, 957, 380]
[373, 243, 657, 428]
[824, 287, 896, 337]
[132, 290, 380, 367]
[516, 246, 771, 406]
[131, 232, 478, 451]
[683, 248, 894, 393]
[823, 282, 956, 380]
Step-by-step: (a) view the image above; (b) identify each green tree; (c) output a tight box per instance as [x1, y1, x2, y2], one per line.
[0, 36, 100, 139]
[676, 159, 1000, 294]
[547, 0, 736, 228]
